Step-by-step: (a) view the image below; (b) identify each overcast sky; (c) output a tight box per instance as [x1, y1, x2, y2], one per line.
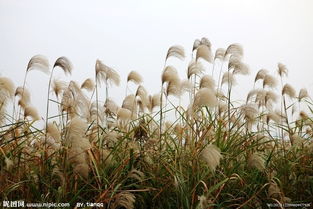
[1, 0, 313, 124]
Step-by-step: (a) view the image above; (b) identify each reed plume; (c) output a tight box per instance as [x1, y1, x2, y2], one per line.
[24, 105, 40, 121]
[27, 55, 50, 74]
[52, 79, 67, 99]
[277, 63, 288, 77]
[127, 71, 143, 84]
[166, 45, 185, 61]
[66, 117, 91, 178]
[247, 152, 265, 171]
[196, 45, 213, 63]
[81, 78, 95, 92]
[225, 43, 243, 58]
[298, 88, 309, 102]
[187, 60, 204, 79]
[263, 74, 277, 88]
[0, 77, 15, 124]
[199, 75, 215, 90]
[254, 69, 268, 83]
[193, 88, 217, 109]
[53, 56, 73, 75]
[282, 83, 296, 98]
[200, 144, 222, 172]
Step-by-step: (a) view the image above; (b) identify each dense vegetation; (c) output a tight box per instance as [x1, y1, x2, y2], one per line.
[0, 38, 312, 208]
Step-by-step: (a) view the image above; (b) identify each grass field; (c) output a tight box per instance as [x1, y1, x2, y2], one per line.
[0, 38, 312, 208]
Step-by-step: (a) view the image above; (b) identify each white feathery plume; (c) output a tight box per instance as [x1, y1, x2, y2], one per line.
[81, 78, 95, 92]
[298, 88, 309, 102]
[282, 83, 296, 98]
[221, 72, 236, 86]
[52, 79, 67, 99]
[200, 144, 222, 172]
[266, 111, 281, 124]
[127, 71, 143, 84]
[24, 105, 40, 121]
[255, 69, 268, 83]
[46, 122, 61, 143]
[193, 88, 217, 109]
[104, 98, 119, 115]
[277, 63, 288, 77]
[225, 43, 243, 58]
[214, 48, 226, 61]
[166, 45, 185, 61]
[161, 65, 179, 84]
[247, 152, 265, 171]
[136, 85, 149, 107]
[0, 77, 15, 125]
[192, 39, 201, 51]
[66, 117, 91, 178]
[187, 60, 204, 79]
[117, 108, 132, 121]
[27, 55, 50, 74]
[122, 94, 137, 113]
[15, 86, 31, 104]
[196, 45, 213, 63]
[263, 74, 277, 89]
[53, 56, 73, 75]
[228, 56, 249, 75]
[200, 75, 215, 90]
[0, 77, 15, 98]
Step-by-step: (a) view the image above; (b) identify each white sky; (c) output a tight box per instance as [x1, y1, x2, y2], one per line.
[1, 0, 313, 125]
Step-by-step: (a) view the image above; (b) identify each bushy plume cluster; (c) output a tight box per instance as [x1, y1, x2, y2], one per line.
[200, 144, 222, 172]
[0, 77, 15, 124]
[66, 117, 91, 178]
[61, 81, 89, 118]
[1, 39, 312, 207]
